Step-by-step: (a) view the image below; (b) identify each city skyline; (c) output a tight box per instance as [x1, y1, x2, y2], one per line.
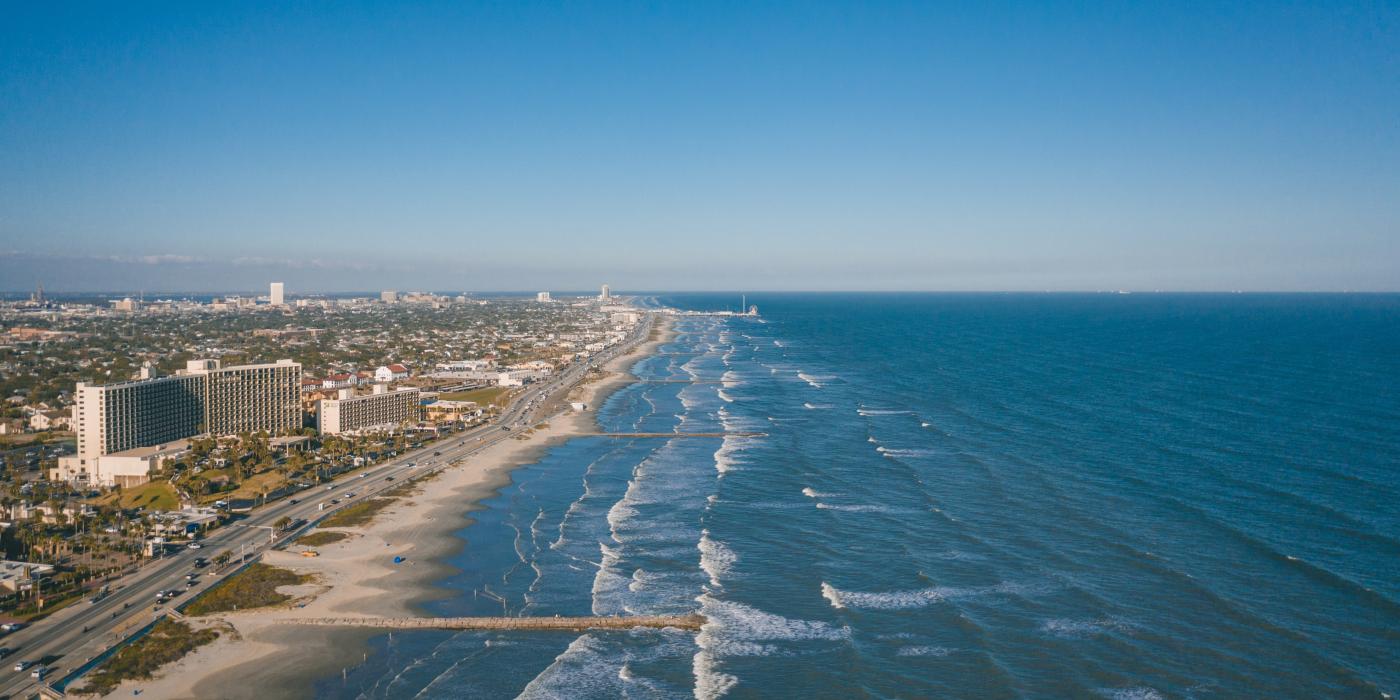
[3, 2, 1398, 291]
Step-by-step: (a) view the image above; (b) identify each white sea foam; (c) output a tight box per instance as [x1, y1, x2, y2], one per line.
[717, 389, 735, 403]
[801, 487, 837, 498]
[797, 372, 831, 388]
[897, 646, 952, 657]
[698, 529, 737, 589]
[628, 568, 664, 593]
[821, 582, 958, 609]
[815, 503, 900, 513]
[876, 447, 936, 458]
[803, 402, 832, 410]
[693, 595, 842, 697]
[714, 436, 743, 475]
[1041, 617, 1134, 638]
[858, 408, 915, 416]
[692, 647, 737, 700]
[698, 594, 849, 643]
[606, 497, 639, 535]
[1097, 688, 1165, 700]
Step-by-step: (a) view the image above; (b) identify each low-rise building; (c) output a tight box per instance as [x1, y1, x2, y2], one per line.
[0, 561, 54, 593]
[374, 364, 411, 383]
[422, 399, 482, 424]
[318, 386, 420, 435]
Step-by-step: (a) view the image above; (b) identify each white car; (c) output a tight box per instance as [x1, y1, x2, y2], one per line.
[186, 542, 202, 550]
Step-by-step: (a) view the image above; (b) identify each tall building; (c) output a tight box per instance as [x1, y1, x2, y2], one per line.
[269, 282, 285, 306]
[193, 359, 302, 436]
[381, 290, 398, 303]
[55, 359, 302, 487]
[318, 385, 421, 435]
[600, 284, 611, 301]
[536, 291, 552, 303]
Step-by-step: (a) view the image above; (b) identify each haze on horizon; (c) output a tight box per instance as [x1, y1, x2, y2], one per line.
[1, 2, 1397, 293]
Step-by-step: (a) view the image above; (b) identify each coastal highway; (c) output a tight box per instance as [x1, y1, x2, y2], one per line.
[0, 314, 654, 699]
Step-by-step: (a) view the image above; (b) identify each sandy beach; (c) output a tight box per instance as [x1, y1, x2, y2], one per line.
[96, 315, 674, 699]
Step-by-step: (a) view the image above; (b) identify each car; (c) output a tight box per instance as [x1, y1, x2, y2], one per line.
[187, 542, 202, 550]
[329, 499, 340, 505]
[385, 476, 394, 481]
[326, 485, 335, 491]
[0, 623, 23, 633]
[13, 660, 31, 672]
[30, 664, 46, 679]
[288, 498, 300, 505]
[433, 451, 441, 456]
[0, 648, 11, 659]
[359, 473, 368, 478]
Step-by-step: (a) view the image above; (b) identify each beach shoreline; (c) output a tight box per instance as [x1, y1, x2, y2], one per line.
[94, 315, 674, 699]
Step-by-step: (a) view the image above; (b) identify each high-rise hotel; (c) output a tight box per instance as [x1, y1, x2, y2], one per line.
[55, 359, 301, 487]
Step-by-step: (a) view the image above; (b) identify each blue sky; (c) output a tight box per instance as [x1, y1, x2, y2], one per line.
[1, 1, 1397, 292]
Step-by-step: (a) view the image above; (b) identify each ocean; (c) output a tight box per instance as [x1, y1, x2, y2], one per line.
[318, 293, 1400, 699]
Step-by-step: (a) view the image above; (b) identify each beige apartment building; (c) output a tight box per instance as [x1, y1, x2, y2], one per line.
[318, 385, 420, 435]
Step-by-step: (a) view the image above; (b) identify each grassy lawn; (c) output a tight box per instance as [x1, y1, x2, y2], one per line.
[91, 481, 182, 511]
[296, 531, 350, 547]
[319, 498, 394, 528]
[71, 618, 219, 696]
[227, 470, 289, 500]
[184, 563, 310, 616]
[439, 386, 512, 406]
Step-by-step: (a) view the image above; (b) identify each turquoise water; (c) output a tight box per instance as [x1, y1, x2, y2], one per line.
[320, 293, 1399, 699]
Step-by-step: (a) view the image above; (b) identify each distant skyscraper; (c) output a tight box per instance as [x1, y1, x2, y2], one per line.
[600, 284, 611, 301]
[269, 281, 284, 306]
[381, 290, 398, 304]
[537, 291, 552, 303]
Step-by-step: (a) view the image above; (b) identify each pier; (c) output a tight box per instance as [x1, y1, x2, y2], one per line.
[282, 614, 705, 632]
[580, 432, 765, 438]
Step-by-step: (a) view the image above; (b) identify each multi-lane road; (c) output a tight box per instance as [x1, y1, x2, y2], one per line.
[0, 315, 652, 699]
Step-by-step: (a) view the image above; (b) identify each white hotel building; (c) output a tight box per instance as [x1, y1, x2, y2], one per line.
[54, 359, 302, 487]
[317, 385, 421, 435]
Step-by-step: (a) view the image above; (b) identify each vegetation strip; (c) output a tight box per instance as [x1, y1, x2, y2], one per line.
[184, 562, 311, 616]
[69, 618, 219, 696]
[318, 497, 395, 528]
